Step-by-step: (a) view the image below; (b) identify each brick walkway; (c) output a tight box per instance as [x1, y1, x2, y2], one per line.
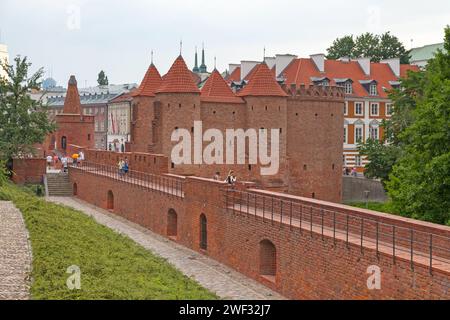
[0, 202, 32, 300]
[46, 197, 285, 300]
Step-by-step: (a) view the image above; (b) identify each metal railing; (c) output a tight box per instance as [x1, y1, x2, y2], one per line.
[70, 161, 184, 198]
[224, 188, 450, 273]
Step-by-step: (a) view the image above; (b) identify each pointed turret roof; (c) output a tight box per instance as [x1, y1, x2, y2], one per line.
[62, 75, 82, 114]
[237, 63, 288, 97]
[201, 69, 244, 104]
[132, 63, 162, 97]
[193, 47, 199, 73]
[156, 56, 200, 94]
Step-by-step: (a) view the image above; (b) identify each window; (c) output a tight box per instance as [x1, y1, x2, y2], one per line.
[259, 240, 276, 279]
[344, 126, 348, 144]
[344, 102, 348, 115]
[355, 155, 362, 167]
[355, 126, 363, 143]
[370, 103, 379, 116]
[369, 84, 377, 96]
[199, 214, 207, 250]
[322, 79, 329, 86]
[370, 126, 379, 140]
[344, 82, 353, 94]
[355, 102, 363, 116]
[386, 103, 393, 116]
[167, 209, 177, 238]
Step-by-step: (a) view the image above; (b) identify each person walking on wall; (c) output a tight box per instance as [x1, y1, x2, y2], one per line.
[61, 154, 68, 173]
[46, 154, 53, 171]
[72, 152, 79, 167]
[123, 157, 129, 175]
[118, 158, 124, 177]
[79, 150, 85, 166]
[213, 171, 221, 181]
[225, 170, 236, 185]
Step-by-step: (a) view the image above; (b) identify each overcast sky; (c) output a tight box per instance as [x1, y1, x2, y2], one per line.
[1, 0, 449, 87]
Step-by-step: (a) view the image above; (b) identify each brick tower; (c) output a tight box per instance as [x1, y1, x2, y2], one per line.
[154, 55, 201, 175]
[130, 62, 162, 153]
[55, 75, 95, 156]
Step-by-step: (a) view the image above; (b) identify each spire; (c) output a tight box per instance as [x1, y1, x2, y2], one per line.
[132, 63, 162, 97]
[151, 50, 154, 64]
[201, 69, 243, 103]
[156, 56, 200, 94]
[237, 63, 288, 97]
[193, 46, 199, 73]
[62, 75, 82, 114]
[199, 42, 207, 73]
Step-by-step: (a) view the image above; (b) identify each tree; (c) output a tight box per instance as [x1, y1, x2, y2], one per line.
[357, 139, 401, 188]
[326, 35, 355, 60]
[326, 32, 410, 63]
[386, 26, 450, 225]
[0, 56, 56, 161]
[97, 70, 109, 86]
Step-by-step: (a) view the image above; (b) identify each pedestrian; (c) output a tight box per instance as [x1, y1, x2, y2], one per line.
[123, 157, 129, 175]
[61, 155, 68, 173]
[79, 150, 85, 166]
[213, 171, 221, 180]
[72, 152, 79, 167]
[53, 154, 58, 168]
[351, 167, 357, 177]
[118, 158, 124, 176]
[225, 170, 236, 185]
[46, 154, 53, 171]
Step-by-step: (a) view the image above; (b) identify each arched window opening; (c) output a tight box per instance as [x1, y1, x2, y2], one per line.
[167, 209, 178, 238]
[259, 239, 276, 280]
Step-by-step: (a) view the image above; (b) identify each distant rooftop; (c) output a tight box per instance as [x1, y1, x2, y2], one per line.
[410, 43, 445, 62]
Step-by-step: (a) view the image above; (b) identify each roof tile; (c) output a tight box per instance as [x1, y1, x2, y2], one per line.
[237, 63, 288, 97]
[201, 70, 244, 103]
[132, 64, 162, 97]
[156, 56, 200, 94]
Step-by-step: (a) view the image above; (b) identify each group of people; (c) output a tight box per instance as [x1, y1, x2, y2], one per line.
[343, 167, 358, 177]
[46, 151, 85, 173]
[117, 157, 129, 176]
[213, 170, 237, 185]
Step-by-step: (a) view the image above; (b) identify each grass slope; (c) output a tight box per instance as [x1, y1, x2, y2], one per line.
[0, 183, 217, 300]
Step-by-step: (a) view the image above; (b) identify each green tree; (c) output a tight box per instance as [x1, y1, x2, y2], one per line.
[386, 26, 450, 225]
[326, 32, 410, 63]
[357, 139, 401, 187]
[326, 35, 355, 60]
[97, 70, 109, 86]
[0, 56, 56, 162]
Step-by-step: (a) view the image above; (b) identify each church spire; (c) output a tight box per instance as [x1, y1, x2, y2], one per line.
[193, 46, 199, 73]
[199, 42, 207, 73]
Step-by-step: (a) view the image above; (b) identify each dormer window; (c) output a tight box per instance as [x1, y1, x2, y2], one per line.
[369, 84, 377, 96]
[311, 76, 329, 87]
[344, 82, 353, 94]
[322, 79, 329, 86]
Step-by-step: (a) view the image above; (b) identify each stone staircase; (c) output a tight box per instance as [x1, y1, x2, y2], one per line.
[45, 173, 73, 196]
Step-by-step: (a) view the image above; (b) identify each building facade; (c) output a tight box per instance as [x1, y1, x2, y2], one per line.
[47, 92, 120, 150]
[107, 91, 133, 152]
[129, 55, 344, 203]
[226, 54, 419, 172]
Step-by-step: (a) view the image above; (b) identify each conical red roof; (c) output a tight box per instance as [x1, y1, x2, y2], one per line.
[156, 56, 200, 94]
[132, 64, 162, 97]
[237, 63, 287, 97]
[63, 75, 82, 114]
[201, 69, 244, 103]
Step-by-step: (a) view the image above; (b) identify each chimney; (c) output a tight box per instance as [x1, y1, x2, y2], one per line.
[381, 58, 400, 77]
[240, 60, 259, 81]
[264, 57, 276, 69]
[354, 57, 371, 76]
[228, 63, 240, 75]
[310, 53, 325, 72]
[275, 54, 297, 77]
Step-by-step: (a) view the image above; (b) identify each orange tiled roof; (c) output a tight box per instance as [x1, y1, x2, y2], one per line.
[63, 75, 82, 114]
[281, 58, 419, 98]
[156, 56, 200, 94]
[225, 66, 241, 83]
[400, 64, 420, 77]
[237, 63, 288, 97]
[132, 64, 162, 97]
[201, 69, 244, 104]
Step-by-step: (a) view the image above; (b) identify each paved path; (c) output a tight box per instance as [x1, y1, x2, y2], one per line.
[46, 197, 285, 300]
[0, 201, 32, 300]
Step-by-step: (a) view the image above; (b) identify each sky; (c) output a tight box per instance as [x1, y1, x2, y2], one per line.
[1, 0, 449, 88]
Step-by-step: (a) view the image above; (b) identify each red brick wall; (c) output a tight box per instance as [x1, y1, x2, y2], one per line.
[12, 158, 46, 184]
[69, 166, 450, 299]
[55, 114, 95, 156]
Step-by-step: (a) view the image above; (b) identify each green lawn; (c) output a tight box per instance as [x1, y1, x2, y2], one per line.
[0, 182, 217, 300]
